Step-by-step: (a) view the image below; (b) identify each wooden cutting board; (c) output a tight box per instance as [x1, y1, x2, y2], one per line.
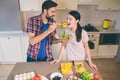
[74, 62, 86, 74]
[60, 62, 73, 74]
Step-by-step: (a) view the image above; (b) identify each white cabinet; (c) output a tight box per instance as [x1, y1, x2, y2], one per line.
[19, 0, 44, 11]
[98, 45, 118, 58]
[0, 37, 23, 64]
[77, 0, 99, 5]
[56, 0, 77, 10]
[0, 43, 2, 63]
[21, 36, 29, 61]
[0, 32, 29, 64]
[97, 0, 120, 10]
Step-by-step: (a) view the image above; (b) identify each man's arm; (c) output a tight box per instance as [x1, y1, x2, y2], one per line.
[29, 30, 51, 45]
[29, 22, 57, 45]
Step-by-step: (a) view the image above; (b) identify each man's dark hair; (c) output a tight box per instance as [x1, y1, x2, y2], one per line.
[42, 0, 57, 13]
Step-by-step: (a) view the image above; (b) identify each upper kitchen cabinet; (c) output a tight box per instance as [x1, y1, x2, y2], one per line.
[77, 0, 99, 5]
[97, 0, 120, 10]
[19, 0, 42, 11]
[118, 0, 120, 10]
[56, 0, 77, 10]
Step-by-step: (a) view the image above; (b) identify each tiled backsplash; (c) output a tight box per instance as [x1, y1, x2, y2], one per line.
[21, 5, 120, 31]
[56, 5, 119, 28]
[20, 11, 40, 31]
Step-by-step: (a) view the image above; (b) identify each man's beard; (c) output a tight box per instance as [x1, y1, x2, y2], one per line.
[46, 13, 55, 23]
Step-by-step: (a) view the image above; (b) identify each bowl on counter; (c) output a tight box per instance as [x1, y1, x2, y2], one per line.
[50, 72, 63, 80]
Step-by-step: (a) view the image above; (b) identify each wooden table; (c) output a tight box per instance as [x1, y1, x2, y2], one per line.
[7, 61, 102, 80]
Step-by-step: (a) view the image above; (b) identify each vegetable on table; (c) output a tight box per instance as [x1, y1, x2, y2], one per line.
[81, 71, 93, 80]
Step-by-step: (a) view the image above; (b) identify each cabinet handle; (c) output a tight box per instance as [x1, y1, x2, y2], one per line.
[107, 45, 110, 47]
[90, 39, 96, 41]
[108, 8, 111, 10]
[66, 8, 68, 10]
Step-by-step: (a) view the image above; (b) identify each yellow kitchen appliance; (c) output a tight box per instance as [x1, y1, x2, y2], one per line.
[102, 19, 112, 29]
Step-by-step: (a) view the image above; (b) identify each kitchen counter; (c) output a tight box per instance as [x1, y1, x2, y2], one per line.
[7, 61, 102, 80]
[0, 31, 28, 37]
[57, 26, 120, 34]
[97, 27, 120, 33]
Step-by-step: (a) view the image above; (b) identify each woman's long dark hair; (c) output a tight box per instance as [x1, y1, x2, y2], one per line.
[69, 11, 82, 42]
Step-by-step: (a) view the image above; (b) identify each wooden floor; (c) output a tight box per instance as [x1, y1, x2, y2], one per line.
[92, 58, 120, 80]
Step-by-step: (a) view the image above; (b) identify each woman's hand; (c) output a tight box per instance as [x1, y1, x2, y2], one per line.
[50, 59, 60, 64]
[88, 61, 98, 70]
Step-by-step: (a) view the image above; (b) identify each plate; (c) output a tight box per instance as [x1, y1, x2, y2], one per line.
[38, 74, 48, 80]
[41, 75, 48, 80]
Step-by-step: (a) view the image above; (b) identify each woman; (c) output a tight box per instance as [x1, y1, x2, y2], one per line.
[51, 11, 97, 70]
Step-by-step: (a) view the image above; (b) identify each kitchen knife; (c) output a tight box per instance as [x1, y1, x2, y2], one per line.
[72, 61, 76, 74]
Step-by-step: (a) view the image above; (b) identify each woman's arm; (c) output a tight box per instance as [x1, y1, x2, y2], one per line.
[83, 42, 92, 63]
[83, 41, 98, 70]
[57, 44, 66, 61]
[51, 43, 66, 64]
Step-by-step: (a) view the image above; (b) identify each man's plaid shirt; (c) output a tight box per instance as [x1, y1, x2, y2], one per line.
[26, 14, 55, 61]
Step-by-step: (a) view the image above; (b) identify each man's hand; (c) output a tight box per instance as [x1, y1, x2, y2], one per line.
[48, 22, 57, 32]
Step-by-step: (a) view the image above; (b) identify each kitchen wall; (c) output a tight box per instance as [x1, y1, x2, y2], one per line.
[21, 5, 120, 31]
[114, 11, 120, 30]
[56, 5, 120, 28]
[0, 0, 22, 31]
[20, 11, 40, 31]
[20, 5, 120, 59]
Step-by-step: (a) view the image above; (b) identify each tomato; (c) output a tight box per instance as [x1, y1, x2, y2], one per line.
[32, 75, 41, 80]
[93, 73, 99, 80]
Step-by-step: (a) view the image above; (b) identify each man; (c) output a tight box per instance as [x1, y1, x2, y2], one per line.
[26, 0, 58, 62]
